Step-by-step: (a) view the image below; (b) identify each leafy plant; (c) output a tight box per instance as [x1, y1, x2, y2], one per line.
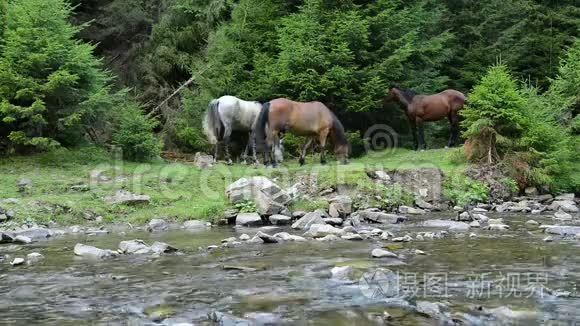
[111, 102, 161, 161]
[443, 173, 489, 206]
[234, 200, 257, 213]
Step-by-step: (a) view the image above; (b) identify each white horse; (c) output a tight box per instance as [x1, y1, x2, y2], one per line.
[203, 95, 263, 164]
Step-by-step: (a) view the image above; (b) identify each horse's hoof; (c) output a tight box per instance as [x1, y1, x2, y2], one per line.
[226, 160, 233, 165]
[299, 158, 305, 166]
[320, 160, 327, 165]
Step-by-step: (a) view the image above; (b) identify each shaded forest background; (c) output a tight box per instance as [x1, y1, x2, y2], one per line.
[0, 0, 578, 192]
[69, 0, 579, 148]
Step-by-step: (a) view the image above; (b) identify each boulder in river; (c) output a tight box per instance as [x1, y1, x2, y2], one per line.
[0, 232, 14, 243]
[74, 243, 117, 259]
[304, 224, 344, 238]
[147, 218, 169, 232]
[118, 240, 152, 254]
[422, 219, 470, 232]
[328, 195, 352, 218]
[255, 231, 279, 243]
[13, 235, 33, 244]
[292, 211, 325, 230]
[544, 225, 580, 236]
[273, 232, 306, 242]
[399, 206, 425, 215]
[269, 214, 292, 225]
[548, 200, 578, 213]
[358, 209, 407, 224]
[183, 220, 210, 230]
[151, 241, 178, 254]
[10, 257, 25, 266]
[26, 252, 44, 265]
[226, 176, 291, 215]
[331, 266, 353, 281]
[15, 227, 52, 240]
[317, 234, 340, 242]
[553, 210, 573, 221]
[371, 248, 398, 258]
[104, 190, 150, 205]
[236, 213, 263, 227]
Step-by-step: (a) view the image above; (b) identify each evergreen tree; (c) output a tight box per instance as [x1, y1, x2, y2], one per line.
[0, 0, 114, 151]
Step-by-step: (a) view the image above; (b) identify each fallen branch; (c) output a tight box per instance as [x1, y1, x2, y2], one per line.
[147, 64, 212, 118]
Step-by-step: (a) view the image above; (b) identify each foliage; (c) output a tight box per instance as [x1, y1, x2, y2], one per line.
[443, 174, 489, 206]
[0, 0, 115, 152]
[461, 65, 527, 163]
[111, 103, 162, 161]
[234, 200, 257, 213]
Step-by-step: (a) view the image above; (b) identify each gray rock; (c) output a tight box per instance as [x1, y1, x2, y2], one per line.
[317, 234, 340, 242]
[415, 249, 426, 255]
[244, 312, 282, 326]
[221, 237, 237, 243]
[194, 152, 214, 168]
[524, 187, 538, 197]
[422, 219, 470, 232]
[74, 243, 117, 259]
[341, 233, 363, 241]
[554, 193, 575, 201]
[151, 241, 178, 254]
[392, 235, 413, 242]
[183, 220, 210, 230]
[0, 232, 14, 243]
[292, 211, 306, 219]
[209, 311, 251, 326]
[526, 220, 539, 226]
[13, 235, 32, 244]
[304, 224, 344, 238]
[458, 211, 472, 221]
[377, 168, 443, 202]
[26, 252, 44, 265]
[331, 266, 353, 280]
[15, 228, 51, 240]
[544, 225, 580, 236]
[359, 209, 407, 224]
[119, 240, 152, 254]
[399, 206, 425, 215]
[328, 195, 352, 218]
[105, 190, 150, 205]
[17, 178, 32, 193]
[487, 224, 510, 231]
[495, 202, 515, 213]
[291, 211, 325, 230]
[10, 258, 25, 266]
[239, 234, 251, 241]
[415, 198, 438, 210]
[548, 200, 578, 213]
[416, 301, 448, 320]
[147, 218, 169, 232]
[256, 231, 279, 244]
[0, 214, 7, 222]
[543, 236, 554, 242]
[323, 217, 343, 226]
[371, 248, 398, 258]
[473, 207, 488, 213]
[235, 213, 263, 227]
[269, 214, 292, 225]
[469, 221, 481, 228]
[225, 176, 291, 215]
[554, 210, 573, 220]
[273, 232, 306, 242]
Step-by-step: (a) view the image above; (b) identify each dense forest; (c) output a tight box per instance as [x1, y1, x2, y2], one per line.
[0, 0, 578, 192]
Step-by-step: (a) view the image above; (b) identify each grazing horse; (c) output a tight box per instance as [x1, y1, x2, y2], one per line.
[386, 86, 466, 150]
[255, 98, 349, 166]
[203, 95, 262, 164]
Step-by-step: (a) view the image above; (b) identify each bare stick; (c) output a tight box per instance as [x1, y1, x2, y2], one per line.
[147, 64, 212, 118]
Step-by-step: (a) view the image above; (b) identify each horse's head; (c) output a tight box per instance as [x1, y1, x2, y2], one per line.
[334, 143, 349, 165]
[385, 86, 401, 102]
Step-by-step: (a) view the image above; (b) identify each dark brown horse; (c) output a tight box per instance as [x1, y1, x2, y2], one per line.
[255, 98, 349, 166]
[386, 87, 466, 150]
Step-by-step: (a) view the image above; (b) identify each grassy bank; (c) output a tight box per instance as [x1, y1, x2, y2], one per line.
[0, 147, 466, 225]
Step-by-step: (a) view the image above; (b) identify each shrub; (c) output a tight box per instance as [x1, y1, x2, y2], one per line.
[234, 200, 257, 213]
[112, 103, 161, 161]
[461, 65, 527, 163]
[443, 173, 489, 206]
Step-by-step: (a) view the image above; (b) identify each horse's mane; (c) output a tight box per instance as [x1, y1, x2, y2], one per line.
[330, 112, 348, 147]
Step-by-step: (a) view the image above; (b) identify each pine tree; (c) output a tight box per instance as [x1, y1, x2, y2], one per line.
[0, 0, 114, 151]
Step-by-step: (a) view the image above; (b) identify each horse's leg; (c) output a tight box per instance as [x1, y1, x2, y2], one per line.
[223, 127, 233, 165]
[416, 119, 426, 151]
[446, 113, 459, 148]
[213, 142, 219, 162]
[318, 128, 330, 164]
[451, 114, 460, 147]
[241, 131, 251, 164]
[299, 137, 314, 166]
[250, 130, 258, 164]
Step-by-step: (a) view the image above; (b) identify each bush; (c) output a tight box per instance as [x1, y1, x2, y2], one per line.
[461, 65, 526, 163]
[112, 103, 161, 161]
[443, 173, 489, 206]
[0, 0, 114, 152]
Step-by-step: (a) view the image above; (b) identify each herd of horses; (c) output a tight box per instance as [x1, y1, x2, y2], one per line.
[203, 87, 466, 166]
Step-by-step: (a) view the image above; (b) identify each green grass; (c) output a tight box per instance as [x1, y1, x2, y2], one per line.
[0, 146, 465, 225]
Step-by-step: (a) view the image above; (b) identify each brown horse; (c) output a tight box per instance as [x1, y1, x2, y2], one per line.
[255, 98, 349, 166]
[386, 86, 466, 150]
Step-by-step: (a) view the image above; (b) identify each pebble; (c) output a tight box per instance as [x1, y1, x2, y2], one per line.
[526, 220, 540, 226]
[543, 236, 554, 242]
[371, 248, 398, 258]
[239, 234, 250, 241]
[26, 252, 44, 265]
[415, 249, 426, 255]
[10, 258, 25, 266]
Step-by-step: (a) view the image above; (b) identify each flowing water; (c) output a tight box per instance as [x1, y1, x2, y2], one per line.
[0, 213, 579, 325]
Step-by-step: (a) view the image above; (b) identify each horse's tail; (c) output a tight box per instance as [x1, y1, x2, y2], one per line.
[330, 113, 348, 148]
[255, 102, 270, 147]
[203, 99, 222, 145]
